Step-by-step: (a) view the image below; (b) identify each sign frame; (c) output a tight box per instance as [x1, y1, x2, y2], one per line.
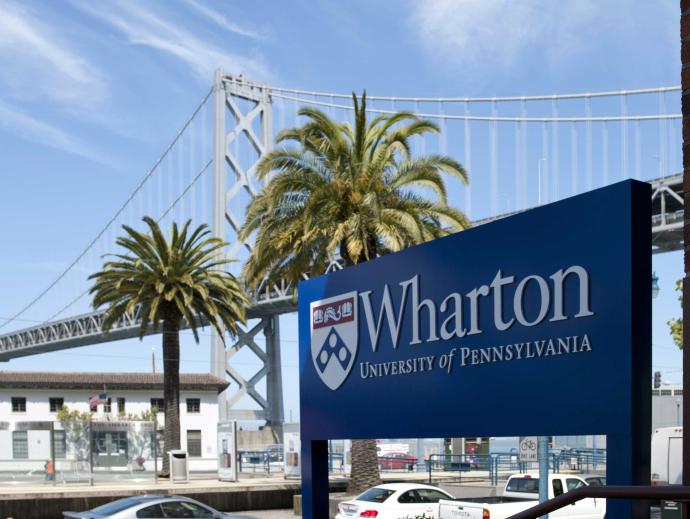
[298, 180, 651, 519]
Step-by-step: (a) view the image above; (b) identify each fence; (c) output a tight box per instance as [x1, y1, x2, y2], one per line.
[427, 450, 607, 485]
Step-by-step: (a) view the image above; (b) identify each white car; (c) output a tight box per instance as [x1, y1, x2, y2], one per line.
[336, 483, 454, 519]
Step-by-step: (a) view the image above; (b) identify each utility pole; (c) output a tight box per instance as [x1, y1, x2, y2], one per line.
[680, 3, 690, 518]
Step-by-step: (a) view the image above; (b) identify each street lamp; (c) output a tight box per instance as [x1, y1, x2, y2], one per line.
[677, 398, 682, 427]
[652, 271, 660, 299]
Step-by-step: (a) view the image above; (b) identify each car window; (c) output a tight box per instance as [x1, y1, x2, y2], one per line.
[137, 504, 164, 518]
[585, 478, 603, 486]
[553, 479, 564, 497]
[91, 497, 149, 515]
[506, 478, 540, 493]
[159, 501, 214, 518]
[357, 488, 395, 503]
[566, 478, 586, 491]
[416, 489, 450, 503]
[398, 490, 421, 504]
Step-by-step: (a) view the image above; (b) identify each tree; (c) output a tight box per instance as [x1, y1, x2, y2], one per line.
[239, 93, 469, 494]
[89, 217, 249, 475]
[668, 279, 683, 349]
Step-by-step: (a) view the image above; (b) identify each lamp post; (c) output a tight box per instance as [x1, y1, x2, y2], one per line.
[677, 399, 682, 427]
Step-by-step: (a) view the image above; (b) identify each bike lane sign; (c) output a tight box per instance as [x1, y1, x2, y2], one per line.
[519, 437, 538, 462]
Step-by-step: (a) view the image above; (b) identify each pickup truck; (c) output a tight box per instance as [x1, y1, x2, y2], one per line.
[438, 474, 606, 519]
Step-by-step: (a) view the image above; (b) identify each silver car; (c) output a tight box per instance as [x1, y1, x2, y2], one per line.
[63, 494, 234, 519]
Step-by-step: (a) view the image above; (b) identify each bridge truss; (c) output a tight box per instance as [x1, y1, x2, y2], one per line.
[0, 71, 683, 430]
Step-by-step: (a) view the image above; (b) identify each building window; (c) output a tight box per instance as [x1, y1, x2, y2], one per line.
[53, 430, 66, 459]
[186, 398, 200, 413]
[675, 389, 684, 396]
[660, 389, 673, 396]
[11, 397, 26, 413]
[187, 430, 202, 457]
[150, 398, 164, 412]
[117, 397, 126, 415]
[90, 401, 98, 413]
[104, 398, 112, 413]
[13, 431, 28, 459]
[49, 397, 64, 413]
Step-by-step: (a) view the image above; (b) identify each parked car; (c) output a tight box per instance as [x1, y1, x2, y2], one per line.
[438, 474, 606, 519]
[63, 495, 233, 518]
[377, 452, 416, 470]
[336, 483, 454, 519]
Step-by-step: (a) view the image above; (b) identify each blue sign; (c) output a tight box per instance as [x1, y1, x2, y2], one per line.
[299, 180, 651, 519]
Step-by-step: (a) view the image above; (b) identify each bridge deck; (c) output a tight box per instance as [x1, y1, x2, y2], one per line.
[0, 175, 682, 361]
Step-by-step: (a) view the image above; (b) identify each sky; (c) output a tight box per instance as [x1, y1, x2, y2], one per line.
[0, 0, 683, 423]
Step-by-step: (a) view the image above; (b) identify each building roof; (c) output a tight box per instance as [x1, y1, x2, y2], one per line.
[0, 372, 229, 392]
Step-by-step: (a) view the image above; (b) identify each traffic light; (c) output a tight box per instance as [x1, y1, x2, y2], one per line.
[654, 371, 661, 389]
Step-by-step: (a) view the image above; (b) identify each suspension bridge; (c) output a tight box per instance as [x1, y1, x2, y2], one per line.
[0, 70, 683, 427]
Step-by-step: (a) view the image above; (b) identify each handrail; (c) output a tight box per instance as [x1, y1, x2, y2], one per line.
[506, 486, 690, 519]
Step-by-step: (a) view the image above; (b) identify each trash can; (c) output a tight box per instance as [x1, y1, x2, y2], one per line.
[661, 500, 682, 519]
[169, 450, 189, 483]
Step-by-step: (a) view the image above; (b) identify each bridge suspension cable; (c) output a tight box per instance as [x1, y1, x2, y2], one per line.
[250, 78, 681, 103]
[0, 88, 214, 330]
[267, 92, 680, 122]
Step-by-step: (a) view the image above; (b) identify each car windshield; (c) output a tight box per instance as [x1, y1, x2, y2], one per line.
[357, 488, 395, 503]
[90, 497, 150, 515]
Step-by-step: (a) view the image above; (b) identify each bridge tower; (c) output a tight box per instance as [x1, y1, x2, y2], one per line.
[211, 69, 284, 433]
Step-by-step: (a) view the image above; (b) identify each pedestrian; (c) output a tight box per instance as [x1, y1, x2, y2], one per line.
[44, 459, 54, 482]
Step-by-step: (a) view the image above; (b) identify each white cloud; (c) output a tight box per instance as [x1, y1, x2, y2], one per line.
[0, 101, 109, 164]
[408, 0, 613, 69]
[0, 1, 107, 105]
[181, 0, 262, 39]
[75, 1, 269, 82]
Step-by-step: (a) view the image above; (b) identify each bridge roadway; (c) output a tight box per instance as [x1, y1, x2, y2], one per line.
[0, 174, 683, 361]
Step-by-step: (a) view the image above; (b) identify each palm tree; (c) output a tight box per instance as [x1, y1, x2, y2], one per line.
[89, 217, 249, 476]
[240, 93, 469, 494]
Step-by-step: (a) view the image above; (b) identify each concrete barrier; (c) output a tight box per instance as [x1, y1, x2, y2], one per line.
[0, 481, 348, 519]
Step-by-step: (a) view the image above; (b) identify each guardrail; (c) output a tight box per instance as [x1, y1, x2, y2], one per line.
[506, 486, 690, 519]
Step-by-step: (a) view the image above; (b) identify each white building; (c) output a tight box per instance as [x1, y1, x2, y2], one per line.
[0, 371, 227, 472]
[652, 383, 683, 429]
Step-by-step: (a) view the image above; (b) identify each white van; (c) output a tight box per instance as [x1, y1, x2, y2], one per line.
[651, 426, 682, 485]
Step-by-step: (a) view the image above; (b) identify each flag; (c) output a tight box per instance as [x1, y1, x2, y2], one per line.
[89, 393, 107, 407]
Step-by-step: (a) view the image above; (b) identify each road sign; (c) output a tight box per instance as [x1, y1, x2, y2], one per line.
[519, 436, 538, 462]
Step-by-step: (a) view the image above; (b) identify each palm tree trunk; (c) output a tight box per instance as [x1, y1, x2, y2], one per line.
[347, 439, 382, 494]
[160, 315, 181, 476]
[340, 240, 382, 494]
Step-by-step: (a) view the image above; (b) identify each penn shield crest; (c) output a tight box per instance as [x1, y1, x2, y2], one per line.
[310, 292, 358, 390]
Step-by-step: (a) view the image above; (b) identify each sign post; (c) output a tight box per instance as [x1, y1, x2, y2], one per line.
[299, 181, 651, 519]
[538, 436, 549, 519]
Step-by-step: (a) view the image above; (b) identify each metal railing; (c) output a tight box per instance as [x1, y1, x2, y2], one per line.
[427, 451, 607, 485]
[506, 486, 690, 519]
